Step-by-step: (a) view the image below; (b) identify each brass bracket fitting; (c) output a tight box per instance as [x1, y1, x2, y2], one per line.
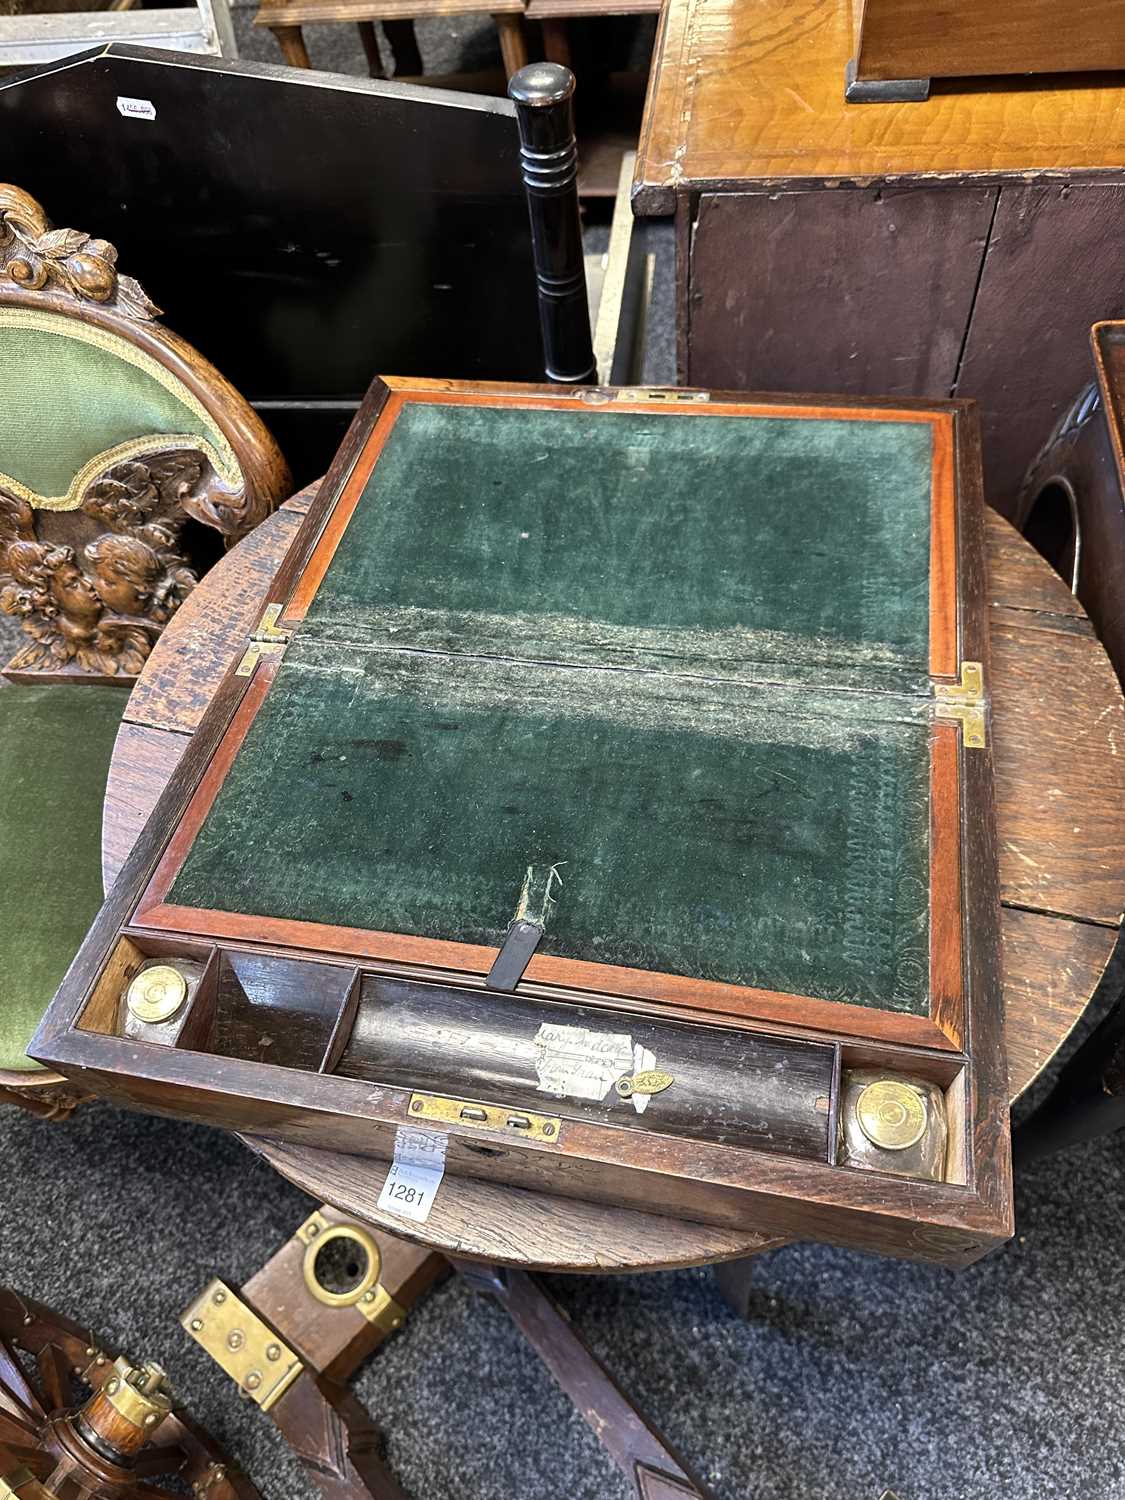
[296, 1211, 406, 1335]
[181, 1281, 303, 1412]
[235, 603, 292, 677]
[934, 660, 987, 749]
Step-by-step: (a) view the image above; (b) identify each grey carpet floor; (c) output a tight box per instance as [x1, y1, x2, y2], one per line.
[2, 1000, 1123, 1500]
[2, 16, 1124, 1500]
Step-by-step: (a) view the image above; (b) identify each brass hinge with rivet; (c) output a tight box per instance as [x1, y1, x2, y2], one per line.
[235, 603, 292, 677]
[180, 1280, 303, 1411]
[934, 660, 987, 749]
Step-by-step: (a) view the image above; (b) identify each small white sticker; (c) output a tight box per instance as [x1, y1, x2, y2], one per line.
[630, 1043, 657, 1115]
[377, 1126, 446, 1223]
[116, 96, 157, 122]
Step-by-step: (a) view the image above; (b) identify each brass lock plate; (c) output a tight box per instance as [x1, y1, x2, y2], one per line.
[408, 1093, 561, 1143]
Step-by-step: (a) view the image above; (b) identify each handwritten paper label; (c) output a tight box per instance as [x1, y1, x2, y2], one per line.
[116, 96, 157, 121]
[377, 1126, 446, 1223]
[533, 1023, 633, 1102]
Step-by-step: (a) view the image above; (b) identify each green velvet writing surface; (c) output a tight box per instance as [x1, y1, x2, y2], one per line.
[170, 399, 938, 1015]
[0, 319, 225, 505]
[171, 644, 931, 1011]
[303, 402, 934, 694]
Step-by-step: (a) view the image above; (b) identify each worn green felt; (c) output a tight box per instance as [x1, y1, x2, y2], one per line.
[170, 400, 937, 1014]
[0, 321, 223, 504]
[0, 684, 126, 1070]
[302, 402, 934, 694]
[171, 645, 931, 1010]
[169, 399, 942, 1014]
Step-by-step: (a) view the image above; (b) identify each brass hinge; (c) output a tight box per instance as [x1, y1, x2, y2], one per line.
[408, 1092, 562, 1143]
[613, 388, 710, 404]
[934, 660, 987, 749]
[180, 1280, 303, 1411]
[235, 603, 292, 677]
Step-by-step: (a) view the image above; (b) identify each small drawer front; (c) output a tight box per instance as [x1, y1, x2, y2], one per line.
[337, 977, 835, 1163]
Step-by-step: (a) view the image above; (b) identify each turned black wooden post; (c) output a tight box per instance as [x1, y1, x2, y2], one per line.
[508, 63, 596, 385]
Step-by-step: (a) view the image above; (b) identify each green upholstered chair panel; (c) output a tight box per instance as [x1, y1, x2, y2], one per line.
[0, 683, 126, 1070]
[0, 308, 239, 509]
[169, 400, 938, 1017]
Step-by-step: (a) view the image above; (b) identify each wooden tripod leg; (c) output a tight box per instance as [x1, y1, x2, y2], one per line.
[1015, 986, 1125, 1163]
[270, 23, 311, 66]
[267, 1374, 410, 1500]
[382, 19, 424, 76]
[454, 1262, 714, 1500]
[539, 17, 572, 67]
[495, 13, 528, 76]
[713, 1233, 791, 1319]
[183, 1207, 448, 1500]
[712, 1256, 758, 1319]
[356, 22, 385, 78]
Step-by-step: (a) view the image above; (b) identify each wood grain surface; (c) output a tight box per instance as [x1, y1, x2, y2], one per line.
[686, 186, 996, 399]
[633, 0, 1125, 210]
[852, 0, 1125, 85]
[101, 493, 1125, 1271]
[526, 0, 660, 16]
[248, 1137, 791, 1270]
[254, 0, 525, 23]
[955, 183, 1125, 511]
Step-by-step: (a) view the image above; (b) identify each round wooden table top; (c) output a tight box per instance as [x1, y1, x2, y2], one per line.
[102, 489, 1125, 1272]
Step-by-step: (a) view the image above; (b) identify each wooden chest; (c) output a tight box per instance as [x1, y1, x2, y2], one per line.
[32, 377, 1012, 1264]
[1020, 322, 1125, 681]
[632, 0, 1125, 516]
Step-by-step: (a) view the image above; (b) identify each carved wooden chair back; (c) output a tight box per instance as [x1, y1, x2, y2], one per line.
[0, 184, 289, 1114]
[0, 183, 290, 683]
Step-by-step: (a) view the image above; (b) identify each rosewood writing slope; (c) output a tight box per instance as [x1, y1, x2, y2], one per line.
[32, 377, 1013, 1265]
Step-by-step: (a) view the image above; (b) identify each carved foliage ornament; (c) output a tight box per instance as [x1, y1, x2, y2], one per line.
[0, 183, 161, 319]
[0, 455, 199, 677]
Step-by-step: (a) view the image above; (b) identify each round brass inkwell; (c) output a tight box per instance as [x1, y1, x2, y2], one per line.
[855, 1079, 927, 1151]
[126, 964, 188, 1024]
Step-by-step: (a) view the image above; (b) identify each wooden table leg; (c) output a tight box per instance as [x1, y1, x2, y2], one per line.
[495, 12, 529, 75]
[270, 23, 311, 66]
[455, 1261, 714, 1499]
[356, 21, 385, 77]
[383, 18, 424, 76]
[1015, 979, 1125, 1163]
[182, 1206, 447, 1500]
[539, 16, 572, 67]
[712, 1255, 760, 1320]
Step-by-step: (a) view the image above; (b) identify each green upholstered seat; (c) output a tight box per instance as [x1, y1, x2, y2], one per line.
[0, 683, 126, 1071]
[0, 308, 238, 509]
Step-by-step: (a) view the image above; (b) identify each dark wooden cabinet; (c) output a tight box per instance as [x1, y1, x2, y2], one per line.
[0, 45, 545, 486]
[632, 0, 1125, 516]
